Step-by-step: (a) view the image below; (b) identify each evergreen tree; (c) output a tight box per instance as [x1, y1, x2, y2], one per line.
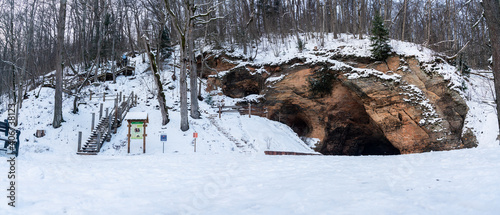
[308, 66, 335, 97]
[370, 13, 392, 61]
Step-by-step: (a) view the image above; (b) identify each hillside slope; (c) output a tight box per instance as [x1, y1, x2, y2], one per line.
[0, 35, 499, 214]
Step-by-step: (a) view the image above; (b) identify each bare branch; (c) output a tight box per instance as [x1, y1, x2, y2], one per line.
[195, 16, 225, 25]
[163, 0, 185, 37]
[448, 40, 471, 60]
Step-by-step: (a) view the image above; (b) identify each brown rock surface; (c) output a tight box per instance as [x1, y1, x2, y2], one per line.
[206, 53, 477, 155]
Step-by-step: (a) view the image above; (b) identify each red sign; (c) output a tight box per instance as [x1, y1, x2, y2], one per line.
[193, 132, 198, 138]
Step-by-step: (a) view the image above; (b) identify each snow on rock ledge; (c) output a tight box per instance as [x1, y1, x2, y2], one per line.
[206, 47, 477, 155]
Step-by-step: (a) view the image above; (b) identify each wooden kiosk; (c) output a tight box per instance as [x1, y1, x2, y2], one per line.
[124, 112, 149, 153]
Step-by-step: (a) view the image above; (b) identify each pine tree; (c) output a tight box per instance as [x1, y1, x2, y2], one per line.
[370, 12, 392, 61]
[308, 66, 335, 97]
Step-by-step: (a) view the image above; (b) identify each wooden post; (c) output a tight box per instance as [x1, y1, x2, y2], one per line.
[103, 93, 106, 102]
[105, 108, 109, 118]
[131, 92, 134, 104]
[97, 131, 102, 152]
[194, 138, 197, 152]
[249, 103, 251, 118]
[108, 115, 112, 140]
[143, 122, 147, 153]
[99, 103, 103, 119]
[77, 131, 82, 152]
[114, 98, 118, 133]
[91, 112, 95, 131]
[127, 121, 131, 153]
[219, 105, 222, 119]
[90, 92, 93, 101]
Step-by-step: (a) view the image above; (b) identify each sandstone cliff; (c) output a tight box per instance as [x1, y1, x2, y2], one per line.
[202, 45, 477, 155]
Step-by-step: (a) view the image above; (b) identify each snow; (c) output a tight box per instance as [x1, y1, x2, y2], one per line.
[266, 74, 286, 83]
[346, 68, 401, 82]
[463, 71, 499, 148]
[1, 36, 499, 214]
[124, 112, 148, 121]
[2, 148, 500, 214]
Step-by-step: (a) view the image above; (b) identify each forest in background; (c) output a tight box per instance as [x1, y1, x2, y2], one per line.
[0, 0, 491, 105]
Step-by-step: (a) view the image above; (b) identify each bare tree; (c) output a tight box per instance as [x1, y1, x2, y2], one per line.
[401, 0, 408, 41]
[143, 36, 170, 125]
[53, 0, 67, 128]
[482, 0, 500, 132]
[164, 0, 220, 131]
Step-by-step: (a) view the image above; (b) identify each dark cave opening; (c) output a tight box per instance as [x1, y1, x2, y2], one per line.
[272, 103, 312, 137]
[273, 97, 400, 156]
[321, 122, 400, 156]
[288, 116, 311, 137]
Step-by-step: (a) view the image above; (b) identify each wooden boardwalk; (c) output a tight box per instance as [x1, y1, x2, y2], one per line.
[65, 63, 136, 94]
[264, 151, 319, 156]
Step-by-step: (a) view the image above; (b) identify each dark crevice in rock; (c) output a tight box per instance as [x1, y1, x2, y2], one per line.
[321, 123, 399, 155]
[320, 93, 401, 156]
[222, 66, 264, 98]
[271, 102, 312, 137]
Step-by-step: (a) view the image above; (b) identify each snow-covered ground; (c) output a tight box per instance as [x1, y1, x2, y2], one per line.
[2, 148, 500, 214]
[1, 35, 499, 214]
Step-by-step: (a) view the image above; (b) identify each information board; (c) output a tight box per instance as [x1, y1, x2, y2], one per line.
[131, 121, 144, 139]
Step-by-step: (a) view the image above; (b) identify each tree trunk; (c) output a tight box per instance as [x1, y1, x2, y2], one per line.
[179, 36, 189, 131]
[331, 0, 338, 39]
[402, 0, 407, 41]
[482, 0, 500, 134]
[53, 0, 67, 128]
[358, 0, 365, 39]
[144, 36, 170, 125]
[426, 0, 432, 45]
[188, 19, 200, 119]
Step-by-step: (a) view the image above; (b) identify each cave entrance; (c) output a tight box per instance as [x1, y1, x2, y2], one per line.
[289, 115, 311, 137]
[316, 83, 401, 156]
[321, 123, 400, 156]
[273, 103, 312, 137]
[359, 135, 400, 156]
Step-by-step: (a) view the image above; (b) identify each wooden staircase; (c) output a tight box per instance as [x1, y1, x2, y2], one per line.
[77, 92, 136, 155]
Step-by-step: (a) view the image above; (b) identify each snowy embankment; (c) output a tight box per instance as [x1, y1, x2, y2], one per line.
[1, 34, 499, 214]
[0, 53, 314, 156]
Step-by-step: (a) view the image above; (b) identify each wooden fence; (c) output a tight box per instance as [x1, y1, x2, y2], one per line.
[213, 103, 268, 119]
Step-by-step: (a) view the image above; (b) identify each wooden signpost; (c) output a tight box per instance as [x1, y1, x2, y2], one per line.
[125, 112, 149, 154]
[193, 132, 198, 152]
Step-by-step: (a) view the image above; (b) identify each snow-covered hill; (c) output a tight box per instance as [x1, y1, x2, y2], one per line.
[1, 35, 499, 214]
[2, 52, 315, 157]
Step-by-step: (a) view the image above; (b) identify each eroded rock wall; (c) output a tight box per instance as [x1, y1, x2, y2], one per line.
[205, 53, 477, 155]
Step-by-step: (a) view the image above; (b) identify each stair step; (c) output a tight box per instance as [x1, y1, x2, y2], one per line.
[77, 99, 132, 156]
[76, 152, 98, 155]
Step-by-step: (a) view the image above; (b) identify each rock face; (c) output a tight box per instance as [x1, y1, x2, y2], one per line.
[222, 66, 265, 98]
[206, 53, 477, 155]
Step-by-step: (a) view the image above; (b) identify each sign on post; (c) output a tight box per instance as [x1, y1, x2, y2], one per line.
[161, 134, 167, 153]
[125, 112, 149, 154]
[131, 122, 144, 139]
[193, 132, 198, 152]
